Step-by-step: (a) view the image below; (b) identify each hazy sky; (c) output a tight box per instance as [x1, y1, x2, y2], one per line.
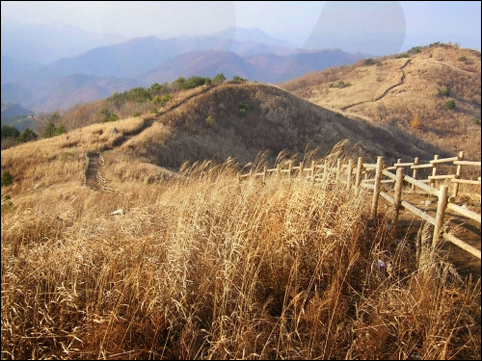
[1, 1, 481, 52]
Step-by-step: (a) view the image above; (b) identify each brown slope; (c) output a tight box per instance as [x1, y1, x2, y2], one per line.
[107, 82, 445, 172]
[280, 43, 481, 160]
[1, 82, 448, 196]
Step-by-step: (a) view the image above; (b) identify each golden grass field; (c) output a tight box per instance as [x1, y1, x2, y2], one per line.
[1, 154, 481, 359]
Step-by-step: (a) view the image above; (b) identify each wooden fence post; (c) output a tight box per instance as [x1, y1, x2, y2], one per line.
[276, 163, 281, 179]
[411, 157, 419, 191]
[288, 160, 293, 179]
[371, 156, 384, 218]
[263, 166, 267, 182]
[355, 157, 363, 196]
[311, 160, 316, 183]
[299, 161, 304, 179]
[323, 161, 328, 183]
[336, 159, 341, 181]
[346, 159, 353, 191]
[430, 154, 439, 188]
[391, 167, 404, 237]
[453, 151, 464, 197]
[433, 185, 448, 247]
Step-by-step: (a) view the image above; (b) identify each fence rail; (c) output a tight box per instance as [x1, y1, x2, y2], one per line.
[240, 151, 481, 259]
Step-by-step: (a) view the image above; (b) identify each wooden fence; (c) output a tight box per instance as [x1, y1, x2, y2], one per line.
[241, 152, 481, 259]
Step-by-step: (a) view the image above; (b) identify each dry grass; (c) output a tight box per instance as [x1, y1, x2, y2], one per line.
[0, 116, 147, 195]
[6, 80, 450, 183]
[111, 82, 446, 172]
[280, 44, 481, 160]
[1, 157, 480, 360]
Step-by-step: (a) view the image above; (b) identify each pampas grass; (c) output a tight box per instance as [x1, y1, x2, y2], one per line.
[1, 158, 480, 359]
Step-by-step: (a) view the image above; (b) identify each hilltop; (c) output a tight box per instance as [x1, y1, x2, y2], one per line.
[280, 43, 481, 160]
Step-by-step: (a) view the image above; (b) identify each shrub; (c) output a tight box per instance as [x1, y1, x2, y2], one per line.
[376, 77, 382, 82]
[161, 94, 172, 103]
[130, 87, 152, 102]
[1, 171, 13, 187]
[410, 114, 421, 129]
[1, 125, 20, 139]
[152, 95, 161, 105]
[445, 100, 456, 109]
[459, 56, 467, 62]
[396, 53, 409, 58]
[101, 109, 119, 123]
[153, 93, 172, 107]
[363, 58, 375, 66]
[238, 108, 247, 118]
[108, 86, 153, 106]
[43, 118, 67, 138]
[54, 124, 67, 136]
[149, 82, 168, 96]
[475, 118, 480, 126]
[43, 113, 61, 138]
[408, 46, 422, 54]
[17, 128, 37, 143]
[205, 114, 216, 127]
[133, 112, 141, 117]
[213, 73, 226, 84]
[173, 77, 186, 90]
[238, 103, 254, 117]
[232, 75, 247, 83]
[439, 88, 450, 96]
[336, 81, 352, 88]
[43, 121, 57, 138]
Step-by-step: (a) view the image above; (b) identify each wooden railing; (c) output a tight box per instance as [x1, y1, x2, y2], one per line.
[240, 152, 481, 259]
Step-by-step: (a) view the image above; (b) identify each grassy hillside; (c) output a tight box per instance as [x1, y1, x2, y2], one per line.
[2, 161, 480, 360]
[280, 43, 481, 160]
[1, 74, 480, 359]
[1, 81, 450, 198]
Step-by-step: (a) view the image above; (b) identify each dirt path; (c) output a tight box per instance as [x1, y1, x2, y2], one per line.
[85, 152, 101, 190]
[341, 58, 412, 111]
[427, 58, 480, 77]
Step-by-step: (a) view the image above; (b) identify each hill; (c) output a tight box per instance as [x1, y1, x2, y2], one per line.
[279, 43, 481, 160]
[1, 102, 34, 118]
[1, 102, 35, 132]
[1, 82, 447, 197]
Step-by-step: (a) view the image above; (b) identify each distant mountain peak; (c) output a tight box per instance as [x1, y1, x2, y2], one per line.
[213, 27, 295, 49]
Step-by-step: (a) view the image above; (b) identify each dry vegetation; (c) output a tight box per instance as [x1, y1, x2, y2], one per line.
[7, 80, 450, 175]
[280, 43, 481, 160]
[111, 82, 447, 172]
[2, 158, 481, 359]
[2, 55, 481, 359]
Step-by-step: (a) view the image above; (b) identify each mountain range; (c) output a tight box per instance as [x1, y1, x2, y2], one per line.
[1, 27, 368, 113]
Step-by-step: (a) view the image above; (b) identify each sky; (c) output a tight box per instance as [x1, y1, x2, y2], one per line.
[1, 1, 481, 54]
